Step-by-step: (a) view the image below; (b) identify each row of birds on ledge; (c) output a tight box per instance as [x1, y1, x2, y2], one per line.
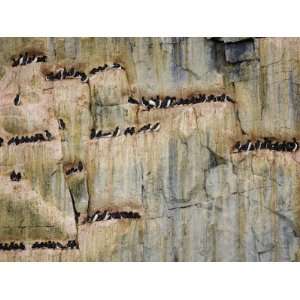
[90, 122, 160, 140]
[88, 210, 141, 223]
[45, 68, 89, 83]
[66, 161, 84, 176]
[128, 93, 235, 110]
[32, 240, 78, 250]
[0, 130, 54, 147]
[0, 240, 79, 251]
[0, 242, 25, 251]
[233, 138, 299, 153]
[11, 53, 47, 67]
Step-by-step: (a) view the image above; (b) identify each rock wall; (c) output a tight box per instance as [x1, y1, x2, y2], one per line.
[0, 37, 300, 261]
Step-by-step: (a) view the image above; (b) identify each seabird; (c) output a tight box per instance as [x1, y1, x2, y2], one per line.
[11, 57, 19, 67]
[132, 212, 141, 218]
[233, 141, 241, 152]
[46, 72, 55, 81]
[165, 97, 172, 108]
[10, 171, 17, 181]
[112, 126, 121, 137]
[225, 95, 235, 103]
[8, 137, 15, 145]
[138, 123, 151, 133]
[14, 94, 21, 106]
[80, 73, 89, 83]
[155, 95, 161, 108]
[90, 128, 96, 139]
[92, 213, 98, 222]
[58, 119, 66, 130]
[124, 127, 135, 136]
[0, 137, 4, 147]
[111, 63, 124, 70]
[90, 67, 98, 75]
[148, 98, 156, 108]
[104, 211, 111, 221]
[96, 130, 102, 138]
[244, 139, 252, 152]
[37, 55, 47, 63]
[128, 96, 140, 105]
[254, 140, 261, 150]
[151, 122, 160, 132]
[78, 161, 83, 172]
[141, 97, 150, 110]
[271, 141, 279, 151]
[292, 138, 299, 152]
[101, 131, 113, 138]
[44, 130, 53, 141]
[16, 172, 21, 181]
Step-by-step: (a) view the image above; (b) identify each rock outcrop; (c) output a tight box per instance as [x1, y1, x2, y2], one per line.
[0, 37, 300, 261]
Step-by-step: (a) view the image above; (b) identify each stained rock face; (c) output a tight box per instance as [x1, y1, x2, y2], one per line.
[0, 37, 300, 261]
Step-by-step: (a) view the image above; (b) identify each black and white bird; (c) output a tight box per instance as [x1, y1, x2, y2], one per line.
[101, 132, 113, 138]
[151, 122, 160, 132]
[8, 137, 15, 145]
[44, 130, 53, 141]
[128, 96, 139, 105]
[233, 141, 242, 152]
[124, 127, 135, 136]
[292, 138, 299, 152]
[0, 137, 3, 147]
[141, 97, 150, 110]
[58, 119, 66, 130]
[37, 55, 47, 63]
[225, 95, 235, 103]
[80, 73, 89, 83]
[90, 128, 96, 139]
[138, 123, 151, 133]
[78, 161, 83, 172]
[148, 98, 156, 108]
[112, 126, 121, 137]
[14, 94, 21, 106]
[111, 63, 124, 70]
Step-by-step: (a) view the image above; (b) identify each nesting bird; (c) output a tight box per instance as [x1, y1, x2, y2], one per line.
[58, 119, 66, 130]
[14, 94, 21, 106]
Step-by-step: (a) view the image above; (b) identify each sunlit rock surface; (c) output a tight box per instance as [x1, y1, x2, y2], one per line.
[0, 37, 300, 261]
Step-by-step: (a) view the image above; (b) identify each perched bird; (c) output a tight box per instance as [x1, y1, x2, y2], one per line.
[128, 96, 140, 105]
[96, 130, 102, 138]
[151, 122, 160, 132]
[148, 98, 156, 108]
[14, 94, 21, 106]
[37, 55, 47, 63]
[138, 123, 151, 133]
[46, 72, 55, 81]
[225, 95, 235, 103]
[101, 132, 113, 138]
[78, 161, 83, 172]
[0, 137, 4, 147]
[155, 95, 161, 108]
[112, 126, 121, 137]
[44, 130, 53, 141]
[89, 67, 98, 75]
[11, 57, 19, 67]
[292, 138, 299, 152]
[90, 128, 96, 139]
[8, 137, 15, 145]
[124, 127, 135, 136]
[10, 170, 17, 181]
[58, 119, 66, 130]
[233, 141, 242, 152]
[80, 73, 89, 83]
[141, 97, 150, 110]
[111, 63, 124, 70]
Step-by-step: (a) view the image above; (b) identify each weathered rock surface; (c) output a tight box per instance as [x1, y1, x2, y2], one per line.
[0, 37, 300, 261]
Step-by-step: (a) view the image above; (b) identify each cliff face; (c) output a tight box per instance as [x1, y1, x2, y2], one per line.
[0, 37, 300, 261]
